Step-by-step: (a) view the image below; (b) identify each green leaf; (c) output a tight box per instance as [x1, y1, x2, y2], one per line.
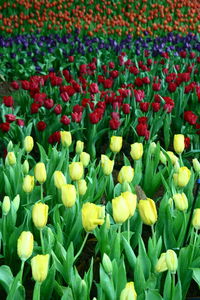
[99, 265, 115, 300]
[145, 289, 163, 300]
[192, 268, 200, 287]
[0, 265, 13, 294]
[121, 235, 136, 270]
[7, 271, 25, 300]
[61, 287, 74, 300]
[41, 264, 56, 300]
[163, 271, 172, 300]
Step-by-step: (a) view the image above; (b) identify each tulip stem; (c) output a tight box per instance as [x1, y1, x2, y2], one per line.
[179, 154, 183, 166]
[127, 219, 130, 243]
[190, 228, 198, 265]
[74, 232, 89, 263]
[33, 281, 41, 300]
[40, 229, 45, 254]
[151, 225, 156, 247]
[20, 260, 25, 284]
[40, 184, 43, 202]
[171, 273, 176, 300]
[2, 216, 7, 258]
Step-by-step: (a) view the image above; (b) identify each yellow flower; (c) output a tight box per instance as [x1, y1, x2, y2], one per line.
[82, 202, 105, 232]
[23, 175, 34, 193]
[120, 282, 137, 300]
[173, 166, 191, 187]
[61, 184, 76, 207]
[76, 140, 84, 154]
[24, 136, 34, 153]
[112, 195, 130, 224]
[173, 134, 185, 155]
[77, 179, 87, 196]
[60, 131, 72, 147]
[118, 166, 134, 184]
[166, 151, 178, 165]
[121, 191, 137, 218]
[54, 171, 66, 189]
[138, 198, 157, 226]
[6, 152, 16, 166]
[192, 209, 200, 230]
[17, 231, 34, 261]
[32, 202, 49, 229]
[155, 253, 168, 273]
[22, 160, 29, 174]
[101, 155, 114, 175]
[130, 143, 143, 160]
[69, 162, 84, 181]
[173, 193, 188, 211]
[34, 162, 47, 184]
[110, 136, 123, 153]
[166, 249, 178, 274]
[2, 196, 11, 216]
[31, 254, 49, 282]
[193, 158, 200, 173]
[159, 151, 167, 165]
[80, 152, 90, 167]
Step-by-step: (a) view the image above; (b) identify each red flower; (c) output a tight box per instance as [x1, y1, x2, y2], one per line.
[60, 85, 76, 96]
[21, 80, 30, 90]
[62, 69, 72, 82]
[184, 111, 198, 125]
[72, 112, 82, 123]
[111, 112, 120, 120]
[89, 83, 99, 94]
[68, 56, 74, 62]
[140, 102, 150, 112]
[73, 105, 84, 113]
[60, 115, 71, 125]
[61, 92, 70, 102]
[103, 78, 113, 89]
[154, 94, 161, 102]
[11, 81, 19, 90]
[152, 102, 160, 112]
[79, 64, 87, 74]
[109, 118, 120, 130]
[0, 122, 10, 132]
[184, 137, 190, 149]
[5, 114, 16, 123]
[16, 119, 24, 127]
[134, 77, 143, 87]
[189, 52, 196, 59]
[48, 131, 61, 144]
[136, 123, 148, 136]
[51, 76, 63, 86]
[110, 70, 119, 79]
[138, 117, 148, 124]
[134, 89, 145, 102]
[109, 62, 115, 69]
[168, 82, 177, 93]
[152, 83, 161, 91]
[44, 98, 54, 109]
[129, 66, 139, 75]
[142, 77, 150, 84]
[179, 51, 187, 58]
[3, 96, 14, 107]
[147, 58, 152, 66]
[31, 103, 41, 114]
[54, 104, 62, 115]
[37, 121, 47, 131]
[89, 111, 101, 124]
[122, 103, 130, 114]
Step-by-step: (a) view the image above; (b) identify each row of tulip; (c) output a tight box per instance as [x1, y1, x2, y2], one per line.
[1, 132, 200, 299]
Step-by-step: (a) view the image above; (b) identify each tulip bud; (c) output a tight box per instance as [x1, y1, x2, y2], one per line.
[80, 152, 90, 167]
[32, 202, 48, 229]
[13, 194, 20, 211]
[102, 253, 113, 276]
[138, 198, 157, 226]
[174, 161, 180, 173]
[82, 202, 105, 232]
[31, 254, 49, 282]
[159, 151, 167, 165]
[2, 196, 11, 215]
[121, 191, 137, 218]
[23, 175, 34, 193]
[192, 209, 200, 230]
[22, 160, 29, 174]
[149, 142, 157, 155]
[155, 253, 168, 273]
[130, 143, 143, 160]
[110, 136, 123, 153]
[53, 171, 66, 189]
[118, 166, 134, 184]
[79, 279, 87, 296]
[60, 131, 72, 147]
[173, 193, 188, 211]
[24, 136, 34, 153]
[120, 282, 137, 300]
[101, 155, 114, 175]
[17, 231, 34, 261]
[7, 141, 13, 151]
[6, 152, 16, 166]
[77, 179, 87, 196]
[193, 158, 200, 174]
[69, 162, 84, 181]
[112, 195, 130, 224]
[76, 140, 84, 154]
[105, 213, 110, 229]
[34, 162, 47, 184]
[173, 166, 191, 187]
[61, 184, 76, 207]
[173, 134, 185, 154]
[166, 151, 178, 165]
[165, 249, 178, 274]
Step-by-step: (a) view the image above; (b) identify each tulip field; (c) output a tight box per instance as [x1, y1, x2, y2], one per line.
[1, 1, 200, 300]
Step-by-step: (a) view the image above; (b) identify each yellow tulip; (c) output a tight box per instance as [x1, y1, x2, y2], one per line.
[130, 143, 143, 160]
[17, 231, 34, 261]
[138, 198, 157, 226]
[31, 254, 49, 282]
[166, 151, 178, 165]
[24, 136, 34, 153]
[60, 131, 72, 147]
[121, 191, 137, 218]
[77, 179, 87, 196]
[166, 249, 178, 274]
[112, 195, 130, 224]
[80, 152, 90, 167]
[173, 166, 191, 187]
[61, 184, 76, 207]
[173, 134, 185, 155]
[155, 253, 168, 273]
[34, 162, 47, 184]
[192, 209, 200, 230]
[110, 136, 123, 153]
[82, 202, 105, 232]
[6, 152, 16, 166]
[22, 160, 29, 174]
[2, 196, 11, 216]
[54, 171, 66, 189]
[69, 162, 84, 181]
[159, 151, 167, 165]
[76, 140, 84, 154]
[32, 202, 48, 229]
[23, 175, 34, 193]
[118, 166, 134, 184]
[120, 282, 137, 300]
[173, 193, 188, 211]
[101, 155, 114, 175]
